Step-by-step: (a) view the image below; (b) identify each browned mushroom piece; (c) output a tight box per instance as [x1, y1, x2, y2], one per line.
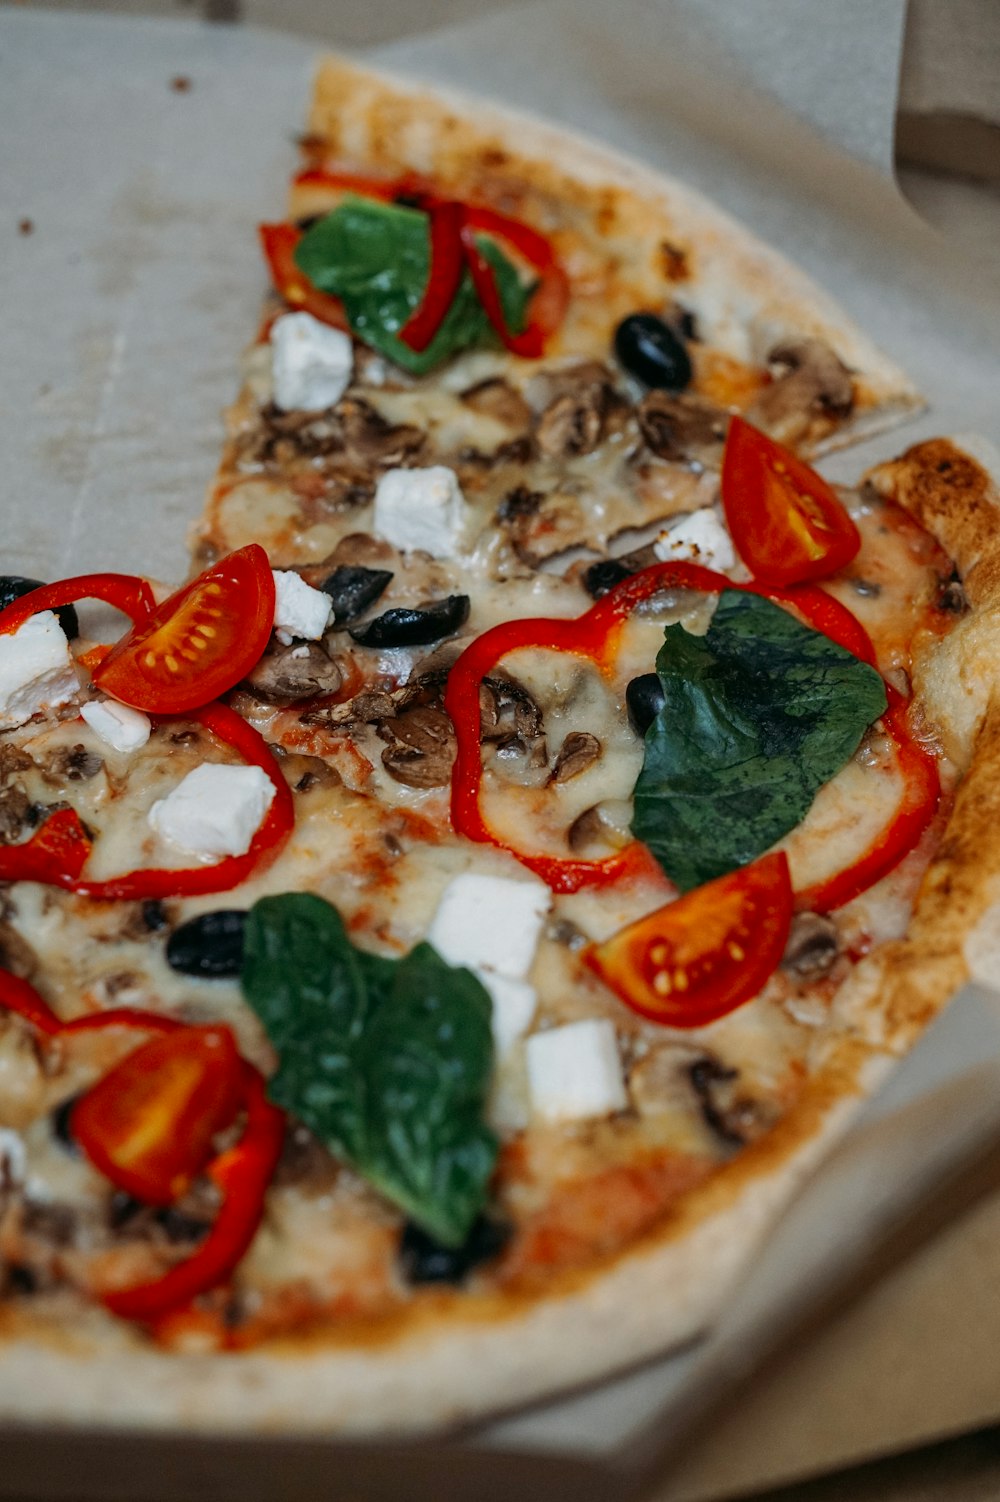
[479, 672, 544, 743]
[275, 752, 343, 794]
[747, 338, 855, 448]
[567, 799, 633, 855]
[460, 376, 533, 430]
[636, 390, 729, 466]
[0, 921, 38, 981]
[687, 1055, 773, 1149]
[244, 641, 344, 703]
[0, 787, 32, 845]
[337, 397, 426, 467]
[496, 487, 589, 567]
[236, 395, 425, 477]
[781, 911, 840, 979]
[532, 362, 629, 459]
[377, 705, 457, 789]
[549, 731, 601, 784]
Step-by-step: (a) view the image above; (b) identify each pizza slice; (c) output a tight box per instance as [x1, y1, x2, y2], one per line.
[0, 60, 997, 1435]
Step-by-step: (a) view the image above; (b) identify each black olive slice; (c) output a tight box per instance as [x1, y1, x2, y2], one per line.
[626, 673, 666, 736]
[320, 565, 393, 624]
[614, 312, 692, 392]
[399, 1215, 512, 1285]
[51, 1095, 83, 1155]
[165, 909, 247, 979]
[349, 595, 470, 649]
[0, 576, 79, 641]
[583, 558, 632, 599]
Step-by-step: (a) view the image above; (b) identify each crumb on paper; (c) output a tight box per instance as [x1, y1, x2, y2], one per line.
[17, 218, 33, 236]
[170, 76, 192, 93]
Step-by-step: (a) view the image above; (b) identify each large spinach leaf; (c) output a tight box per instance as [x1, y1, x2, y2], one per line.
[242, 894, 497, 1245]
[631, 590, 887, 892]
[294, 197, 532, 376]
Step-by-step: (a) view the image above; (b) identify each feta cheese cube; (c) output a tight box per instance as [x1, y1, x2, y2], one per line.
[272, 570, 333, 645]
[81, 697, 151, 753]
[477, 972, 538, 1057]
[372, 466, 466, 557]
[0, 611, 78, 730]
[148, 764, 276, 860]
[653, 508, 735, 571]
[526, 1019, 627, 1122]
[428, 872, 550, 980]
[270, 312, 353, 412]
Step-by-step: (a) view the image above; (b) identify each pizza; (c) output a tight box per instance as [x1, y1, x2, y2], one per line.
[0, 57, 998, 1434]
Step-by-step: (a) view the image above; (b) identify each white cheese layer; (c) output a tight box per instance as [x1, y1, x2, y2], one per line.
[80, 698, 151, 753]
[526, 1019, 627, 1122]
[272, 569, 333, 645]
[148, 764, 276, 859]
[0, 612, 78, 730]
[270, 312, 353, 412]
[372, 466, 467, 557]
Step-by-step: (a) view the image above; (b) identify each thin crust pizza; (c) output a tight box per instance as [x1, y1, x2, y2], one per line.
[0, 59, 997, 1435]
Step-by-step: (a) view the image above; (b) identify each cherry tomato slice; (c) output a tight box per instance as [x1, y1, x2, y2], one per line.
[259, 222, 349, 330]
[584, 852, 793, 1028]
[72, 1026, 244, 1206]
[722, 416, 861, 587]
[93, 546, 275, 714]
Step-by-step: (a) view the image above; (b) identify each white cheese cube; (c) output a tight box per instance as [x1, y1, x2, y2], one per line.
[428, 872, 550, 980]
[372, 466, 467, 558]
[526, 1019, 628, 1123]
[148, 764, 276, 860]
[81, 698, 151, 753]
[653, 508, 735, 571]
[270, 312, 353, 412]
[272, 570, 333, 645]
[0, 611, 78, 730]
[477, 972, 538, 1057]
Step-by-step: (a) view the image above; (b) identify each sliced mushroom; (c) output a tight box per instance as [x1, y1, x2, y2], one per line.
[567, 799, 633, 856]
[0, 786, 32, 844]
[636, 390, 728, 465]
[688, 1056, 771, 1148]
[244, 641, 344, 703]
[277, 752, 343, 793]
[535, 392, 605, 459]
[378, 705, 457, 789]
[781, 911, 840, 979]
[0, 746, 33, 782]
[549, 731, 601, 784]
[338, 396, 426, 467]
[0, 922, 38, 981]
[46, 745, 103, 783]
[460, 376, 533, 430]
[747, 338, 854, 447]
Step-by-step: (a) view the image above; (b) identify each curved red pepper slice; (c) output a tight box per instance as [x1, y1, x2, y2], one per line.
[0, 972, 284, 1321]
[259, 222, 349, 330]
[585, 851, 793, 1028]
[292, 166, 402, 200]
[0, 703, 293, 900]
[445, 560, 882, 895]
[0, 573, 155, 638]
[102, 1065, 285, 1323]
[400, 199, 466, 352]
[794, 703, 940, 913]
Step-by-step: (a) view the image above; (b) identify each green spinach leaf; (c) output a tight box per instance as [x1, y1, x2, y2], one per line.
[241, 893, 497, 1245]
[293, 196, 532, 375]
[631, 590, 887, 892]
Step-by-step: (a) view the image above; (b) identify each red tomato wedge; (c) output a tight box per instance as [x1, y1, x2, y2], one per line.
[72, 1026, 244, 1206]
[258, 222, 349, 330]
[93, 546, 276, 715]
[721, 416, 861, 587]
[584, 852, 793, 1028]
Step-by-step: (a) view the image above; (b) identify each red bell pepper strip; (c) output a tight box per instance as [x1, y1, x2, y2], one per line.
[460, 222, 545, 358]
[292, 166, 402, 200]
[0, 703, 294, 900]
[0, 573, 155, 637]
[102, 1064, 285, 1323]
[444, 560, 924, 900]
[0, 972, 284, 1321]
[399, 199, 466, 352]
[793, 703, 940, 913]
[259, 222, 349, 330]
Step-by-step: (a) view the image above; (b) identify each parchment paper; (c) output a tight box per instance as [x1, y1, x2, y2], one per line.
[2, 6, 1000, 1498]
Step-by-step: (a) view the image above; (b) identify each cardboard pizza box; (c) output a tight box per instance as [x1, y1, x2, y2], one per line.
[2, 4, 1000, 1498]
